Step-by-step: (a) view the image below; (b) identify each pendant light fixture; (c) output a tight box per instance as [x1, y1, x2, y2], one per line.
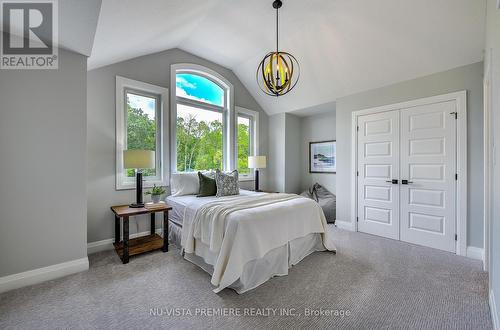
[256, 0, 300, 97]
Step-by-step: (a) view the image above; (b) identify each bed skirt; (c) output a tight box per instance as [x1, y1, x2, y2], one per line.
[168, 220, 183, 249]
[184, 232, 325, 294]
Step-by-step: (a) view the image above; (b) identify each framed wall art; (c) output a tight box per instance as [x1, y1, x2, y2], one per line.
[309, 140, 336, 173]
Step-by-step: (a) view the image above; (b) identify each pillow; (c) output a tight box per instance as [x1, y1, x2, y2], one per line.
[300, 188, 316, 201]
[313, 183, 335, 200]
[197, 172, 217, 197]
[170, 172, 199, 196]
[215, 169, 240, 197]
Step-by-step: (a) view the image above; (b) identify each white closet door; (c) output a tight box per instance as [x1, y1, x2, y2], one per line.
[399, 101, 457, 252]
[357, 110, 400, 240]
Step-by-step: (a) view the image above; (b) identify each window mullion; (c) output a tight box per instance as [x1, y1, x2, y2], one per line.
[177, 97, 224, 113]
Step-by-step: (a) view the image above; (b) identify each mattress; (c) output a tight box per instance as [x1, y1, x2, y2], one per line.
[165, 195, 195, 227]
[166, 189, 262, 227]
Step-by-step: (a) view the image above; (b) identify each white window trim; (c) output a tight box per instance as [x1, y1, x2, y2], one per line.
[115, 76, 169, 190]
[235, 106, 259, 181]
[170, 63, 234, 173]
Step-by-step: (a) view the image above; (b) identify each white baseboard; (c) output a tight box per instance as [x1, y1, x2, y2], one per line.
[87, 238, 115, 254]
[0, 257, 89, 294]
[87, 229, 163, 255]
[335, 220, 356, 231]
[490, 290, 500, 330]
[466, 246, 484, 261]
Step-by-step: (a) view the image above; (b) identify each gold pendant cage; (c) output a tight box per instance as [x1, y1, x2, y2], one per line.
[256, 0, 300, 97]
[257, 51, 300, 97]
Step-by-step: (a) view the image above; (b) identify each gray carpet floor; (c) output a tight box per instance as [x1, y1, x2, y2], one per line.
[0, 227, 492, 329]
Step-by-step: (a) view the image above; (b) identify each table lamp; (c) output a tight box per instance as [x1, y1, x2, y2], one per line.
[123, 150, 155, 208]
[248, 156, 267, 192]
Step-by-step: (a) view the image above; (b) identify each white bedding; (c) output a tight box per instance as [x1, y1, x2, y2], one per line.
[166, 190, 265, 250]
[174, 191, 336, 293]
[166, 190, 262, 225]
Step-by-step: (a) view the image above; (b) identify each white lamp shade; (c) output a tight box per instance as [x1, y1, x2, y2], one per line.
[248, 156, 267, 169]
[123, 150, 155, 169]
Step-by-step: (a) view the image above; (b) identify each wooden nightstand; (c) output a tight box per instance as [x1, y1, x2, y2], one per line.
[110, 203, 172, 264]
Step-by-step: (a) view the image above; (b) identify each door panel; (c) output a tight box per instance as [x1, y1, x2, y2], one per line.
[400, 101, 456, 252]
[357, 111, 400, 239]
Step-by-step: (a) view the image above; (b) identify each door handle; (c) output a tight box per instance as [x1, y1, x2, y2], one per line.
[401, 180, 414, 185]
[385, 179, 398, 184]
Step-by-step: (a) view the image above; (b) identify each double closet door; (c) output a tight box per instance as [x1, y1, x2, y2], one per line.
[357, 101, 457, 252]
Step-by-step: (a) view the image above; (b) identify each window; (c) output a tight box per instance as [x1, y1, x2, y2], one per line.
[238, 116, 251, 175]
[171, 64, 259, 180]
[172, 64, 233, 173]
[125, 91, 159, 178]
[236, 107, 259, 180]
[176, 103, 223, 171]
[116, 76, 169, 190]
[176, 73, 224, 107]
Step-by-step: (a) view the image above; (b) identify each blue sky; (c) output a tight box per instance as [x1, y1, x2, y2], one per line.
[127, 74, 225, 122]
[127, 93, 156, 120]
[176, 73, 224, 107]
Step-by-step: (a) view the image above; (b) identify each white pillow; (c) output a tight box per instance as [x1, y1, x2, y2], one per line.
[170, 172, 199, 196]
[170, 171, 215, 196]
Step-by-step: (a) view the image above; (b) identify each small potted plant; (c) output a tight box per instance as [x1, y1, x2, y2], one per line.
[145, 185, 166, 204]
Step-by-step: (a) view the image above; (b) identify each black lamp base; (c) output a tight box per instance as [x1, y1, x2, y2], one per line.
[254, 169, 261, 192]
[129, 203, 145, 208]
[130, 171, 144, 208]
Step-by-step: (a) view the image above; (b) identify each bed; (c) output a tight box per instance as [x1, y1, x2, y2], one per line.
[166, 190, 336, 294]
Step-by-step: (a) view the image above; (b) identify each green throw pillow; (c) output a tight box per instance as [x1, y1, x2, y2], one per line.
[197, 172, 217, 197]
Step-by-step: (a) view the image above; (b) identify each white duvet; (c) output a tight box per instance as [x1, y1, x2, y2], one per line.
[180, 192, 336, 293]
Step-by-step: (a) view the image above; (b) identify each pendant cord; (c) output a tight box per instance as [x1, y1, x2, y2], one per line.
[276, 5, 279, 54]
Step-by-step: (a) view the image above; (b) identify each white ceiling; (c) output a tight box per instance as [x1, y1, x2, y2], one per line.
[59, 0, 102, 56]
[0, 0, 102, 57]
[89, 0, 486, 115]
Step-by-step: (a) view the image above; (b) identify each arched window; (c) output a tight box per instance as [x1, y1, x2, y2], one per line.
[176, 73, 224, 107]
[171, 64, 233, 172]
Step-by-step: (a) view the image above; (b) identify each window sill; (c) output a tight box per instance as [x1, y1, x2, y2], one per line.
[239, 178, 255, 182]
[116, 180, 167, 191]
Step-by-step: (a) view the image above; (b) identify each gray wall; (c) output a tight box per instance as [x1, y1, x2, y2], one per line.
[267, 113, 302, 194]
[87, 48, 268, 244]
[300, 111, 336, 194]
[268, 114, 286, 192]
[486, 0, 500, 320]
[335, 62, 484, 248]
[0, 49, 88, 277]
[268, 110, 337, 195]
[284, 114, 302, 193]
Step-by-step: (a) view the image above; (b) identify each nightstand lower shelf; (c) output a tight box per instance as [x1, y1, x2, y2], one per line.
[114, 234, 164, 260]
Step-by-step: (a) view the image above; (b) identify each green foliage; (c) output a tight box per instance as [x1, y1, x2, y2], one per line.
[126, 100, 156, 177]
[176, 113, 251, 173]
[126, 97, 251, 174]
[176, 113, 222, 171]
[237, 123, 250, 174]
[145, 184, 166, 196]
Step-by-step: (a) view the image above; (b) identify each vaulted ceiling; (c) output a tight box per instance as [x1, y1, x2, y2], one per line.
[0, 0, 102, 57]
[88, 0, 486, 115]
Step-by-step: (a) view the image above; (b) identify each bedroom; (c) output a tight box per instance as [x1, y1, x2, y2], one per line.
[0, 0, 500, 329]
